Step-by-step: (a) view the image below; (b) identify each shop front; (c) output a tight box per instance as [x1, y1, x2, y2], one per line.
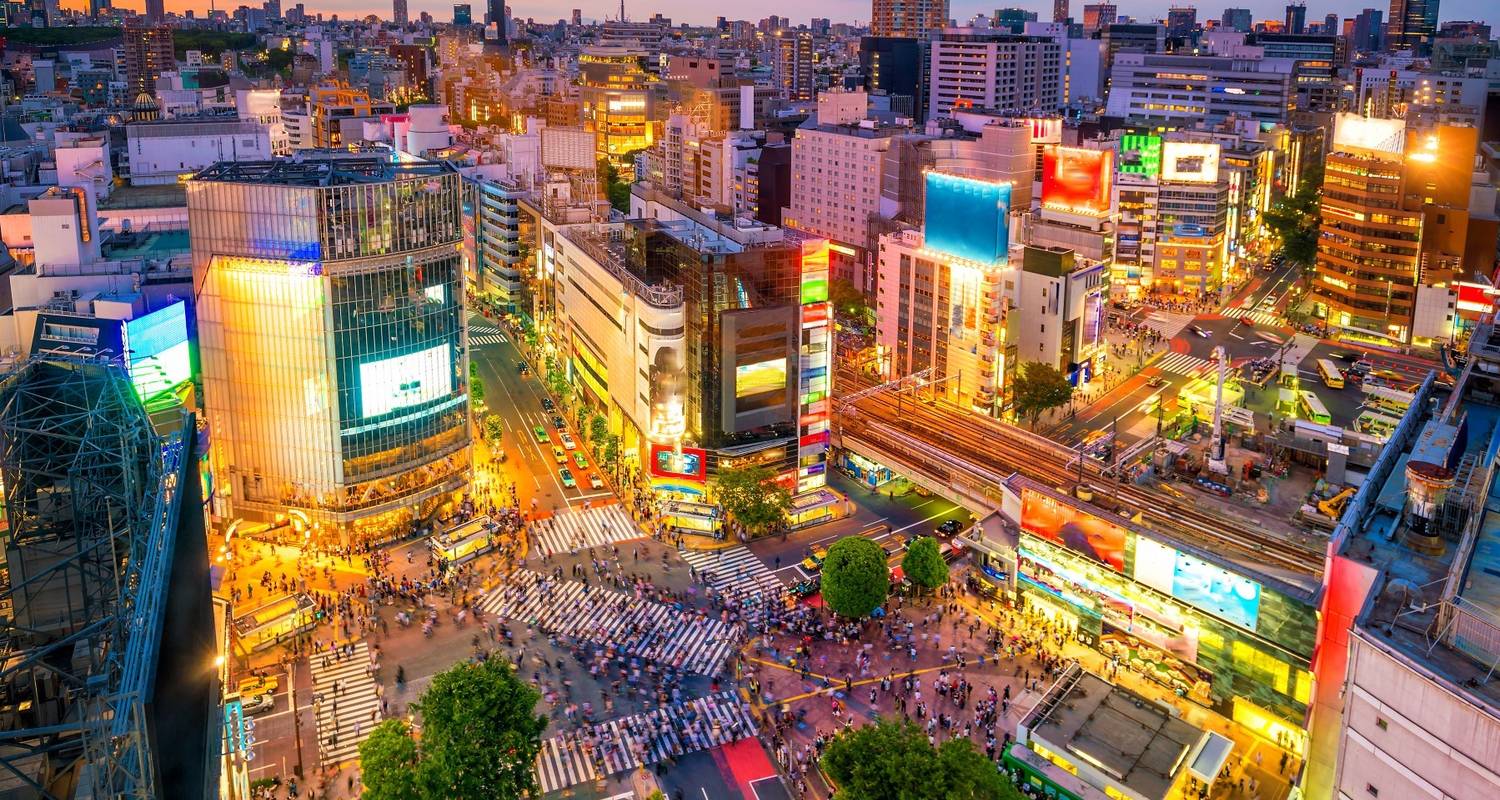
[838, 450, 895, 489]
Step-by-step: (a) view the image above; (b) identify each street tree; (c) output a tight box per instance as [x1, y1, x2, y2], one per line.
[358, 720, 422, 800]
[602, 435, 620, 469]
[470, 376, 486, 404]
[821, 718, 1024, 800]
[830, 278, 874, 329]
[902, 536, 948, 594]
[711, 464, 791, 536]
[821, 536, 889, 618]
[1011, 361, 1073, 429]
[483, 414, 504, 443]
[1263, 160, 1322, 266]
[546, 368, 570, 405]
[414, 658, 548, 800]
[589, 413, 608, 444]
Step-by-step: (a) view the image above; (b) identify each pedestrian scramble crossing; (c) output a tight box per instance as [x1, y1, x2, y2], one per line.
[1153, 351, 1213, 376]
[533, 503, 642, 557]
[535, 691, 758, 794]
[470, 332, 508, 347]
[1142, 311, 1195, 339]
[480, 570, 741, 676]
[310, 641, 381, 765]
[1223, 307, 1283, 327]
[680, 546, 785, 603]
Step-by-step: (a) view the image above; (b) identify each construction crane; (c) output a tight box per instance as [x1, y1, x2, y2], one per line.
[1208, 344, 1229, 474]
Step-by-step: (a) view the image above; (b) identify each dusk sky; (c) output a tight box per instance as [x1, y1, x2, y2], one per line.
[75, 1, 1493, 28]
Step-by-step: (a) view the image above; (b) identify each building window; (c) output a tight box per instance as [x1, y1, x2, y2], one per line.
[1375, 717, 1387, 731]
[1365, 785, 1378, 797]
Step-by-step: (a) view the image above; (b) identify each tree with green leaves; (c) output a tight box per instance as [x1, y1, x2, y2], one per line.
[821, 536, 889, 618]
[483, 414, 504, 443]
[1011, 361, 1073, 429]
[603, 435, 620, 469]
[358, 720, 422, 800]
[546, 367, 571, 406]
[830, 278, 874, 329]
[413, 659, 548, 800]
[821, 718, 1024, 800]
[589, 413, 608, 444]
[902, 536, 948, 594]
[712, 464, 791, 536]
[470, 376, 486, 404]
[1263, 159, 1323, 266]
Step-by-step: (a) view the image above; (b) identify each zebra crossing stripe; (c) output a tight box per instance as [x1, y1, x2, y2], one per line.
[533, 504, 642, 556]
[470, 333, 508, 346]
[310, 642, 381, 764]
[1154, 352, 1210, 375]
[533, 692, 758, 794]
[679, 547, 785, 602]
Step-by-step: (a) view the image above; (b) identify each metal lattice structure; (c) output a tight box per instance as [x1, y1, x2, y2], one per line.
[0, 359, 187, 799]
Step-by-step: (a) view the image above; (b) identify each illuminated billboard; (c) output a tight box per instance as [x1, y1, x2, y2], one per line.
[923, 172, 1012, 265]
[1134, 535, 1262, 631]
[736, 357, 787, 398]
[1119, 134, 1163, 176]
[123, 301, 191, 402]
[359, 343, 453, 417]
[649, 443, 707, 482]
[1332, 113, 1405, 155]
[1041, 146, 1113, 216]
[1161, 142, 1221, 183]
[1019, 488, 1127, 572]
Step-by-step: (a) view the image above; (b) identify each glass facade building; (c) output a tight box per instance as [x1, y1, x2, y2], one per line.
[189, 156, 470, 541]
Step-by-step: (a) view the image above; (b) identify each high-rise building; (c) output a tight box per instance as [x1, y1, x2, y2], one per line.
[1082, 3, 1116, 31]
[1106, 52, 1294, 126]
[453, 3, 471, 25]
[1285, 2, 1306, 33]
[1166, 6, 1198, 37]
[189, 155, 471, 538]
[860, 36, 925, 120]
[484, 0, 509, 51]
[123, 19, 174, 98]
[871, 0, 949, 37]
[993, 7, 1039, 31]
[573, 8, 583, 25]
[144, 0, 164, 23]
[1100, 23, 1165, 75]
[1351, 8, 1384, 50]
[926, 28, 1062, 119]
[773, 30, 814, 102]
[1221, 7, 1252, 32]
[1053, 0, 1069, 23]
[1387, 0, 1439, 54]
[393, 0, 408, 25]
[578, 46, 660, 163]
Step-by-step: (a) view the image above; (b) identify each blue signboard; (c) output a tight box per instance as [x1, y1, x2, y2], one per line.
[924, 172, 1011, 265]
[1170, 554, 1262, 630]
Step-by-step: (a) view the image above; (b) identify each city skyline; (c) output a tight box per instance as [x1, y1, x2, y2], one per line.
[65, 0, 1495, 26]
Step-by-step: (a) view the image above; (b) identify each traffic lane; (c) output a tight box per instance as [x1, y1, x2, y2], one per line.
[469, 331, 576, 511]
[1061, 375, 1170, 443]
[1312, 341, 1441, 385]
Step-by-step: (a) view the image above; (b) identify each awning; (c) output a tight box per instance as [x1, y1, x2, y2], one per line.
[1187, 731, 1234, 784]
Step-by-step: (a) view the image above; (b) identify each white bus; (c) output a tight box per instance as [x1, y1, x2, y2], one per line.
[1299, 390, 1332, 425]
[1316, 359, 1345, 389]
[1362, 384, 1414, 415]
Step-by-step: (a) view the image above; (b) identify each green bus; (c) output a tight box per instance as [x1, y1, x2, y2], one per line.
[1001, 743, 1109, 800]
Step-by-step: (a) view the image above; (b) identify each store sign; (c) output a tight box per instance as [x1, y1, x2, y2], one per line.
[1041, 146, 1114, 216]
[924, 172, 1012, 265]
[1161, 142, 1221, 184]
[1019, 488, 1127, 572]
[649, 444, 707, 482]
[1135, 535, 1262, 631]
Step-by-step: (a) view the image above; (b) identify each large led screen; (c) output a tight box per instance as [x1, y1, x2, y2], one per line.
[359, 343, 452, 417]
[1170, 553, 1262, 631]
[649, 443, 707, 482]
[1161, 142, 1221, 184]
[1019, 488, 1127, 572]
[923, 172, 1011, 265]
[1119, 134, 1163, 176]
[123, 301, 191, 402]
[1042, 146, 1114, 216]
[736, 357, 787, 398]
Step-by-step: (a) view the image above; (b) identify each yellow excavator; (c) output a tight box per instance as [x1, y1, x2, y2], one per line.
[1318, 487, 1356, 519]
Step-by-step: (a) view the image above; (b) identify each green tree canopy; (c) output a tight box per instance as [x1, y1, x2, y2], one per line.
[821, 718, 1023, 800]
[1012, 361, 1073, 429]
[589, 413, 608, 443]
[712, 464, 791, 535]
[358, 720, 422, 800]
[902, 536, 948, 592]
[830, 278, 874, 329]
[470, 376, 486, 404]
[821, 536, 889, 618]
[483, 414, 504, 443]
[413, 659, 548, 800]
[1264, 160, 1323, 266]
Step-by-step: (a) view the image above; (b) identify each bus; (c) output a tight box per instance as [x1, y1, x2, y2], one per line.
[429, 516, 495, 567]
[1299, 390, 1332, 425]
[1001, 742, 1110, 800]
[232, 593, 317, 654]
[1356, 410, 1403, 440]
[1363, 384, 1414, 415]
[1316, 359, 1346, 389]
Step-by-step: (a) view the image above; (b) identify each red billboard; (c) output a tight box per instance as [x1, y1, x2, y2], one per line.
[1019, 488, 1128, 572]
[648, 444, 707, 483]
[1042, 146, 1114, 217]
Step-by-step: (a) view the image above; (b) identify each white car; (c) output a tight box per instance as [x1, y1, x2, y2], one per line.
[235, 691, 275, 716]
[1189, 324, 1211, 338]
[589, 473, 604, 490]
[560, 432, 577, 450]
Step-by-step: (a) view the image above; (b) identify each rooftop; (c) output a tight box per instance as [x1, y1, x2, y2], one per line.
[1021, 666, 1203, 800]
[97, 183, 187, 210]
[191, 153, 455, 187]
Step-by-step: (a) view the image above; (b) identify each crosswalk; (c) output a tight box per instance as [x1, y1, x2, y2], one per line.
[1223, 308, 1283, 327]
[680, 547, 784, 603]
[471, 332, 508, 347]
[479, 570, 741, 676]
[533, 503, 642, 557]
[1154, 351, 1212, 375]
[535, 691, 758, 794]
[1143, 311, 1195, 340]
[310, 642, 381, 765]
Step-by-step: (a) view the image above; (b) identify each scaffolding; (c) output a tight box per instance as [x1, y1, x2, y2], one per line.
[0, 358, 188, 799]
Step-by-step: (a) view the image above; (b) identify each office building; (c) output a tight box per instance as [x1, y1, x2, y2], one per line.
[484, 0, 508, 52]
[453, 3, 471, 25]
[602, 20, 668, 71]
[1285, 2, 1307, 34]
[393, 0, 407, 25]
[1053, 0, 1069, 23]
[1222, 7, 1252, 32]
[1166, 6, 1198, 38]
[1348, 68, 1490, 129]
[306, 85, 396, 149]
[993, 7, 1039, 32]
[1257, 34, 1339, 112]
[871, 0, 949, 37]
[785, 90, 901, 252]
[464, 175, 526, 312]
[144, 0, 163, 22]
[126, 119, 275, 186]
[1386, 0, 1438, 54]
[927, 28, 1062, 120]
[1350, 8, 1384, 51]
[189, 155, 471, 539]
[860, 37, 925, 120]
[1105, 53, 1294, 126]
[123, 20, 175, 99]
[1083, 3, 1117, 32]
[578, 46, 660, 163]
[1100, 23, 1165, 75]
[773, 30, 814, 102]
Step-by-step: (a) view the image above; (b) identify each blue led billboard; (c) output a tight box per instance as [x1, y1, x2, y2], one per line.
[924, 172, 1011, 265]
[123, 301, 191, 402]
[1170, 553, 1262, 631]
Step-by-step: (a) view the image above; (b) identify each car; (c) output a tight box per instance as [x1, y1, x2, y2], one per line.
[553, 415, 567, 430]
[1238, 317, 1253, 326]
[1188, 324, 1211, 338]
[238, 675, 278, 697]
[880, 538, 905, 558]
[938, 540, 965, 563]
[552, 446, 567, 464]
[790, 575, 822, 598]
[560, 432, 577, 450]
[801, 546, 828, 572]
[888, 532, 912, 551]
[239, 691, 276, 715]
[1138, 392, 1164, 414]
[1145, 375, 1169, 388]
[517, 361, 529, 374]
[540, 397, 555, 411]
[1335, 352, 1362, 364]
[936, 519, 963, 537]
[532, 425, 549, 443]
[572, 451, 588, 469]
[589, 473, 604, 490]
[559, 467, 576, 488]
